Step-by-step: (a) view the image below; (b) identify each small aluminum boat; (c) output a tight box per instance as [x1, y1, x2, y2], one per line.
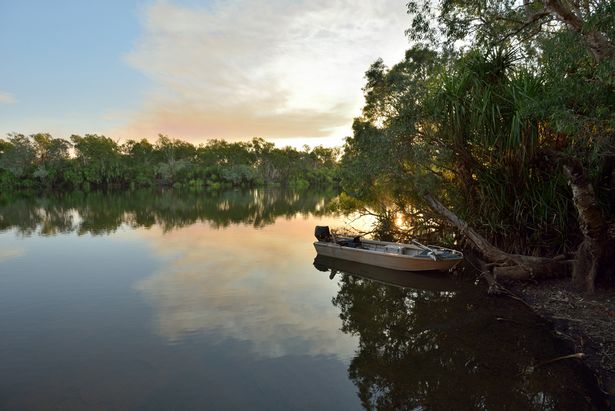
[313, 226, 463, 272]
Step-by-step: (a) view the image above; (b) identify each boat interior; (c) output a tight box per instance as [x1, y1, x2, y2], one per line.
[334, 237, 461, 260]
[314, 226, 462, 261]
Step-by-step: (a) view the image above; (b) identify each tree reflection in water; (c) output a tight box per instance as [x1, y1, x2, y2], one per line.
[316, 258, 603, 410]
[0, 188, 336, 236]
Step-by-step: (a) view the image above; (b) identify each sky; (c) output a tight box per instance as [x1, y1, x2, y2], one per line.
[0, 0, 410, 147]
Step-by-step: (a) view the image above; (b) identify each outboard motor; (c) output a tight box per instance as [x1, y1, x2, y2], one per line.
[314, 226, 332, 242]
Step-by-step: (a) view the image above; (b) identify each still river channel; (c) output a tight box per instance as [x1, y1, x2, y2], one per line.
[0, 189, 605, 410]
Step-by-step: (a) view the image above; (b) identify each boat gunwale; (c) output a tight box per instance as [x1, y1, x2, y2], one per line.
[313, 239, 463, 261]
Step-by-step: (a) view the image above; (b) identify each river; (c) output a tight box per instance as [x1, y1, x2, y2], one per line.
[0, 189, 604, 410]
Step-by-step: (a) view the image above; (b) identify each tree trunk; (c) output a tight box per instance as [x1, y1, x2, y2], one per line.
[542, 0, 615, 63]
[423, 194, 568, 281]
[560, 156, 610, 293]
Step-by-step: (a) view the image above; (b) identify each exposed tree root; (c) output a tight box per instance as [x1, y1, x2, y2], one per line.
[423, 193, 569, 282]
[424, 149, 615, 294]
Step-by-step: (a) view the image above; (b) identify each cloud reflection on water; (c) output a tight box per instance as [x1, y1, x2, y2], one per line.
[135, 216, 358, 359]
[0, 246, 24, 262]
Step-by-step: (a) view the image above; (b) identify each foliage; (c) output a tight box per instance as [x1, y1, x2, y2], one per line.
[339, 2, 615, 256]
[0, 133, 37, 179]
[0, 134, 341, 191]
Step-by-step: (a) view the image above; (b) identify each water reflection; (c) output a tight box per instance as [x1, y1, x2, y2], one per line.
[135, 218, 357, 358]
[0, 189, 606, 410]
[0, 188, 336, 235]
[314, 255, 460, 292]
[316, 257, 604, 410]
[0, 188, 362, 410]
[0, 247, 24, 262]
[1, 189, 356, 360]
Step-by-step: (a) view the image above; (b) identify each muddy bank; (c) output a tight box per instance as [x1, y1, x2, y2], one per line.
[510, 279, 615, 408]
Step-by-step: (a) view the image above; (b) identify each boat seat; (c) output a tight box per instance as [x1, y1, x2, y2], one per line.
[337, 237, 362, 248]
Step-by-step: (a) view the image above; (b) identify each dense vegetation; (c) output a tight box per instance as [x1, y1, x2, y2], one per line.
[0, 134, 339, 191]
[339, 1, 615, 291]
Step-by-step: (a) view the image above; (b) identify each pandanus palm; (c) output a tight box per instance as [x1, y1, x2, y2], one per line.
[424, 49, 574, 253]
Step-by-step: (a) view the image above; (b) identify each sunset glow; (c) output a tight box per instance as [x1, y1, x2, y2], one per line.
[1, 0, 410, 147]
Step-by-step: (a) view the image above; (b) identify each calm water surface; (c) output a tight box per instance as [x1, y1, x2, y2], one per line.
[0, 189, 605, 410]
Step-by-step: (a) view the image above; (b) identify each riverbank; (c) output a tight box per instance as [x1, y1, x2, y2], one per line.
[512, 279, 615, 408]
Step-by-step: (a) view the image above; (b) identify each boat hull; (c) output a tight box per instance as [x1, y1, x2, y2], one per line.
[313, 241, 462, 272]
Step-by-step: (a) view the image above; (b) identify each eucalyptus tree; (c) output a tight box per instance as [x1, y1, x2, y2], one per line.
[406, 0, 615, 63]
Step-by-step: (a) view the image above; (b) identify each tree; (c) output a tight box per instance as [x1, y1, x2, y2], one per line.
[0, 133, 36, 179]
[0, 133, 340, 191]
[30, 133, 71, 187]
[406, 0, 615, 63]
[121, 139, 156, 187]
[70, 134, 123, 187]
[340, 2, 615, 291]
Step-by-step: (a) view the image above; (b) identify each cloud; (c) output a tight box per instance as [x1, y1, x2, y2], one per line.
[0, 91, 16, 104]
[117, 0, 409, 143]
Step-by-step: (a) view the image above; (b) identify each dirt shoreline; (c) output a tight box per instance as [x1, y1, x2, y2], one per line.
[510, 279, 615, 408]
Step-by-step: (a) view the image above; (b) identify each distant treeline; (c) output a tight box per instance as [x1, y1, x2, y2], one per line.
[0, 133, 340, 190]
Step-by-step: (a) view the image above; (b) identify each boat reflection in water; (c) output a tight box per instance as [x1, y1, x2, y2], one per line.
[313, 255, 460, 292]
[314, 255, 606, 410]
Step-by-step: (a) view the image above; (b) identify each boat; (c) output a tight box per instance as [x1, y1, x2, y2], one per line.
[313, 226, 463, 272]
